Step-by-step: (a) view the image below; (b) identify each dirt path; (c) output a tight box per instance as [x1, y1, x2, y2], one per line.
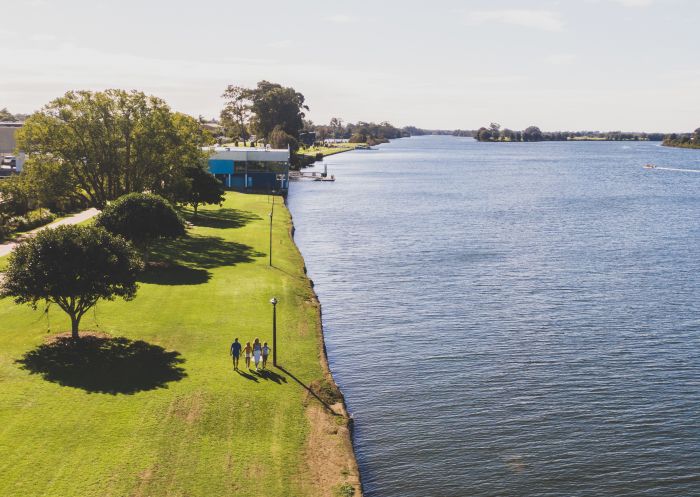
[0, 208, 100, 258]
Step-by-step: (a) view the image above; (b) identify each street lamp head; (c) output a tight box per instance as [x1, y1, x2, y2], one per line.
[270, 297, 278, 305]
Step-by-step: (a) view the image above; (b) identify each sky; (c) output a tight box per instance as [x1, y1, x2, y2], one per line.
[1, 0, 698, 132]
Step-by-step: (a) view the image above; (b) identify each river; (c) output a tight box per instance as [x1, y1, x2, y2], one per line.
[287, 136, 700, 496]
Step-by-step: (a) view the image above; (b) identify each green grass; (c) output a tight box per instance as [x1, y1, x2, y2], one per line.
[299, 143, 363, 158]
[0, 193, 344, 497]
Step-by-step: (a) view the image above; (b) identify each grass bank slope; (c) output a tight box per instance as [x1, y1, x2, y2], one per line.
[0, 192, 360, 497]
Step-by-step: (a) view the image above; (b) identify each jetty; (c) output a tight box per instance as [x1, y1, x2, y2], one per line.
[290, 164, 336, 182]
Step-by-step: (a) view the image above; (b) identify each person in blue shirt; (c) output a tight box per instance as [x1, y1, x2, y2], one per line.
[230, 338, 242, 370]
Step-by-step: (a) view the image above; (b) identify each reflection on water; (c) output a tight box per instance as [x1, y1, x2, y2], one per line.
[287, 136, 700, 497]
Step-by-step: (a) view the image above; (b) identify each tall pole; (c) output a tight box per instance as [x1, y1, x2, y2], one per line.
[270, 297, 278, 366]
[269, 192, 275, 267]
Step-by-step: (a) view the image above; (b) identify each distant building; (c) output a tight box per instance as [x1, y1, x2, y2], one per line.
[0, 122, 22, 155]
[0, 122, 25, 175]
[206, 146, 289, 194]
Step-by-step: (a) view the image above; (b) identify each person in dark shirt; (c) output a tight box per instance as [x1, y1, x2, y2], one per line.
[262, 342, 271, 369]
[230, 338, 242, 370]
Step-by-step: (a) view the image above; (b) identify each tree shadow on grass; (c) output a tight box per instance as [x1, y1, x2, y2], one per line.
[191, 209, 261, 230]
[152, 234, 265, 271]
[16, 336, 187, 394]
[138, 264, 211, 286]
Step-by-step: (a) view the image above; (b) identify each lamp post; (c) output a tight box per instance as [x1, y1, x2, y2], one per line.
[270, 297, 278, 366]
[269, 190, 276, 267]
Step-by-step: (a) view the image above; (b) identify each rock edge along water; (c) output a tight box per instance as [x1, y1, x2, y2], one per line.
[285, 198, 364, 496]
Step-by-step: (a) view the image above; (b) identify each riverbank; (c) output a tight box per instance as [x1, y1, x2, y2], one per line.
[661, 141, 700, 150]
[0, 192, 361, 497]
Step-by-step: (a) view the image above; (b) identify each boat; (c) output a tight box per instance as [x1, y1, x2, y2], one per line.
[643, 164, 656, 169]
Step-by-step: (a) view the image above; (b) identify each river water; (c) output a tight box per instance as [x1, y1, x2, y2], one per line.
[286, 136, 700, 497]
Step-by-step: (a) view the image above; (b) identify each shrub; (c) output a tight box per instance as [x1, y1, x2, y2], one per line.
[334, 483, 355, 497]
[10, 209, 57, 232]
[95, 193, 186, 262]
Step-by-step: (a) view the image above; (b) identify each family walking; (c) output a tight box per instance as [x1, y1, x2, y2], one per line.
[230, 337, 271, 371]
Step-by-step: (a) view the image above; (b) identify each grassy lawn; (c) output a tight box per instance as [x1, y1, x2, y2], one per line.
[0, 192, 358, 497]
[299, 143, 364, 158]
[219, 142, 363, 158]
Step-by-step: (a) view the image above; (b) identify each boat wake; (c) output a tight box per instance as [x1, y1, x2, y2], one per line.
[644, 165, 700, 173]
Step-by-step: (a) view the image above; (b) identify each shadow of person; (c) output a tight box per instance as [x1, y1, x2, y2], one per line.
[16, 335, 187, 395]
[236, 369, 259, 382]
[254, 369, 287, 384]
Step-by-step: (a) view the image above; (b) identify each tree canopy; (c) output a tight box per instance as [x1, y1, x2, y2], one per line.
[220, 85, 252, 145]
[94, 193, 186, 258]
[247, 81, 308, 142]
[0, 225, 143, 338]
[220, 81, 308, 147]
[0, 107, 18, 122]
[16, 89, 211, 207]
[176, 164, 225, 218]
[662, 127, 700, 149]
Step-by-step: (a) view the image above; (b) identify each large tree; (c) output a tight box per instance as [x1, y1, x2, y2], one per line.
[177, 164, 225, 218]
[220, 85, 252, 145]
[1, 225, 143, 338]
[16, 89, 210, 207]
[246, 81, 309, 143]
[94, 193, 186, 261]
[523, 126, 544, 142]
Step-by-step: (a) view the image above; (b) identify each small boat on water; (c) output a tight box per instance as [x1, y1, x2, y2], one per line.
[643, 164, 656, 169]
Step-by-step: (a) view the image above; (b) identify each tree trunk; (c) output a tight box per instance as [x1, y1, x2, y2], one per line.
[70, 314, 80, 339]
[193, 203, 199, 219]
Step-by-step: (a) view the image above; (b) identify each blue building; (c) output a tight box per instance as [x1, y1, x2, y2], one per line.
[206, 146, 290, 194]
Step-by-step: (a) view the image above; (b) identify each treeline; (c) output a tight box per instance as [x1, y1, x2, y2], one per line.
[304, 119, 411, 146]
[662, 128, 700, 149]
[0, 108, 30, 122]
[470, 123, 664, 142]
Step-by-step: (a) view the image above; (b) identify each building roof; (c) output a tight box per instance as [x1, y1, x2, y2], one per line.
[206, 146, 289, 162]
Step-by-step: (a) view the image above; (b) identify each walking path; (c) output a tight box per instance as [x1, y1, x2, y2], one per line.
[0, 208, 100, 258]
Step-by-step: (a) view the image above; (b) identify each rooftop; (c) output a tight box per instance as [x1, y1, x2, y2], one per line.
[204, 146, 288, 153]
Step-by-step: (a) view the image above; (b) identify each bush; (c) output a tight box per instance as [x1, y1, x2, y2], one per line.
[95, 193, 186, 262]
[334, 483, 355, 497]
[9, 209, 57, 232]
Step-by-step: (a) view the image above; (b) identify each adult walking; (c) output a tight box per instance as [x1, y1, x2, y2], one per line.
[230, 338, 242, 370]
[262, 342, 271, 369]
[252, 338, 262, 371]
[243, 341, 253, 369]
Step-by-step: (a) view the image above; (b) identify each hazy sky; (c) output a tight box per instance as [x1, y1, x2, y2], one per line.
[1, 0, 698, 131]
